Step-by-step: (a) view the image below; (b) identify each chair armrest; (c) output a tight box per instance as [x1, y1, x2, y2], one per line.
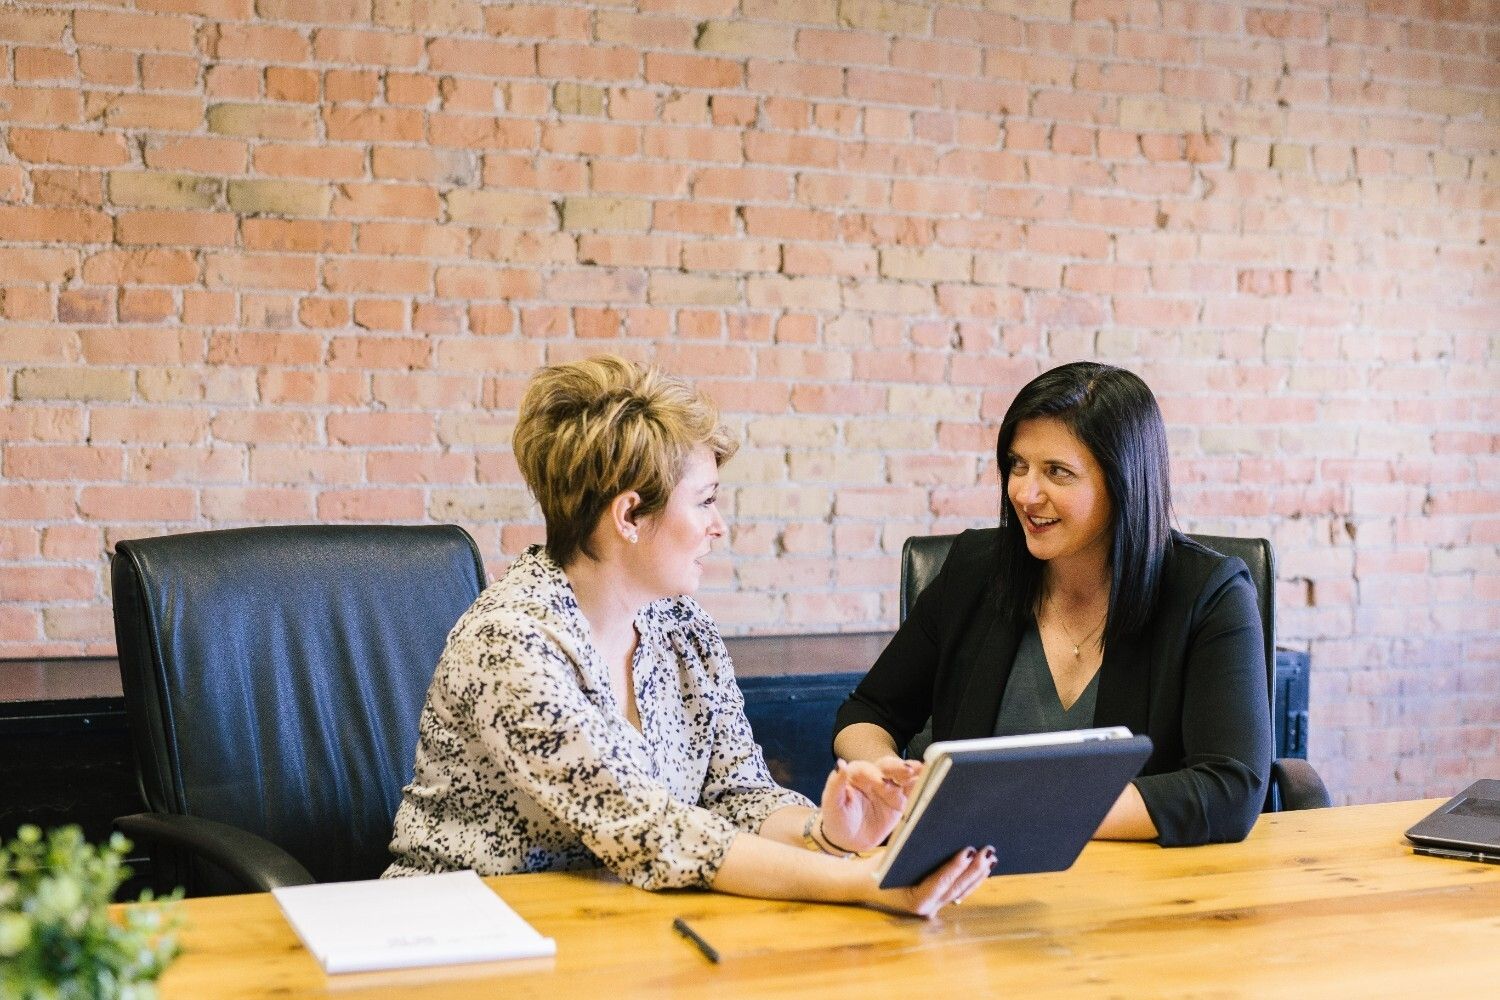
[1271, 758, 1332, 811]
[115, 812, 315, 892]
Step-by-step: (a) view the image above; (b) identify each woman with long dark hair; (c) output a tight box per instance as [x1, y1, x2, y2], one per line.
[834, 362, 1272, 845]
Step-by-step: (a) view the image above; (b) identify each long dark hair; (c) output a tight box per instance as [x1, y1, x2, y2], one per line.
[995, 361, 1174, 645]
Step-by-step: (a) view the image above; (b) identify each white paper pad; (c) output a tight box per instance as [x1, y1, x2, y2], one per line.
[272, 870, 556, 974]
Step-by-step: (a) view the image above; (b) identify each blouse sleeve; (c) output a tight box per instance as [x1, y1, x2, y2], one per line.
[1133, 569, 1273, 846]
[452, 613, 742, 891]
[686, 610, 814, 826]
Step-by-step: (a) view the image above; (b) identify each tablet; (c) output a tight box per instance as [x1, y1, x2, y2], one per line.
[873, 727, 1154, 889]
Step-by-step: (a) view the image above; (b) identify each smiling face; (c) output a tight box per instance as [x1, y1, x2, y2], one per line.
[1005, 417, 1114, 571]
[633, 445, 726, 599]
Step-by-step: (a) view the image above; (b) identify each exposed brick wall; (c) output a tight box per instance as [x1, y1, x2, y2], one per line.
[1, 1, 1495, 805]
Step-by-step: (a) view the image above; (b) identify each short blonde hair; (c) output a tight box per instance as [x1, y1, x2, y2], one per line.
[513, 355, 738, 567]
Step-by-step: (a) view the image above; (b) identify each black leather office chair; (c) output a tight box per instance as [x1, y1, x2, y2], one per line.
[110, 524, 486, 896]
[900, 532, 1331, 812]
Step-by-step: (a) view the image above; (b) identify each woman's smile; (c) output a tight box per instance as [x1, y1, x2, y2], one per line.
[1006, 417, 1114, 568]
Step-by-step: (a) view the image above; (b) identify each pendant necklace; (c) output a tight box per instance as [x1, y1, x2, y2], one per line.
[1050, 603, 1106, 661]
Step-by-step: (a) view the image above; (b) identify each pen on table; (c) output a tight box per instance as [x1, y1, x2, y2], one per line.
[672, 916, 720, 964]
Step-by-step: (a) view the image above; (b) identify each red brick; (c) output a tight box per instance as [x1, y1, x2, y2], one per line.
[15, 46, 75, 82]
[201, 487, 314, 522]
[90, 93, 205, 131]
[75, 9, 197, 51]
[117, 288, 176, 323]
[0, 567, 97, 603]
[644, 51, 742, 90]
[353, 298, 409, 330]
[79, 485, 196, 520]
[91, 406, 208, 444]
[209, 21, 307, 61]
[80, 326, 202, 365]
[208, 330, 323, 366]
[381, 71, 437, 107]
[323, 258, 431, 295]
[322, 105, 424, 143]
[0, 83, 85, 124]
[366, 452, 473, 485]
[138, 51, 201, 89]
[1, 288, 50, 321]
[205, 253, 318, 291]
[0, 247, 75, 285]
[1, 206, 111, 243]
[77, 49, 137, 88]
[329, 182, 441, 219]
[0, 482, 74, 522]
[323, 69, 379, 103]
[81, 248, 198, 286]
[426, 38, 534, 76]
[357, 221, 469, 258]
[326, 414, 436, 449]
[371, 146, 472, 184]
[114, 209, 223, 247]
[421, 74, 485, 111]
[144, 137, 248, 174]
[247, 448, 362, 485]
[263, 0, 375, 25]
[5, 442, 123, 481]
[54, 289, 110, 323]
[327, 335, 431, 370]
[1247, 9, 1324, 40]
[639, 125, 742, 163]
[435, 265, 537, 300]
[368, 371, 473, 408]
[258, 370, 367, 407]
[252, 143, 364, 180]
[241, 219, 353, 254]
[428, 113, 537, 151]
[0, 164, 23, 202]
[203, 63, 259, 100]
[535, 42, 635, 81]
[318, 488, 425, 523]
[8, 128, 130, 167]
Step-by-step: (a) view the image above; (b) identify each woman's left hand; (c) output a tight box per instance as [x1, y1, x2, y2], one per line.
[817, 756, 922, 854]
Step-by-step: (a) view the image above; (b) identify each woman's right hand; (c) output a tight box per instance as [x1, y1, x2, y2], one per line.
[859, 845, 996, 918]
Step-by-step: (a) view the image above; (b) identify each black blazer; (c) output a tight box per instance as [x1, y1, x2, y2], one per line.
[836, 529, 1272, 846]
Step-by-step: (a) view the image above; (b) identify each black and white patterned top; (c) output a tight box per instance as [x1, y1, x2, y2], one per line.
[384, 546, 810, 890]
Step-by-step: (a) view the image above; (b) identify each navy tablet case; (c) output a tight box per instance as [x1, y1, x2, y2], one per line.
[878, 735, 1154, 889]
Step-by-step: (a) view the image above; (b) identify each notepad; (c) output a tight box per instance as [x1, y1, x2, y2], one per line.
[272, 870, 556, 974]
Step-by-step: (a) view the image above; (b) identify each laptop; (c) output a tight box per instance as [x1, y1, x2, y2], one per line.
[1404, 779, 1500, 863]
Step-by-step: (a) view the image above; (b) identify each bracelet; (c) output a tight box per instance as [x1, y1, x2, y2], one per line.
[819, 818, 859, 857]
[801, 812, 854, 859]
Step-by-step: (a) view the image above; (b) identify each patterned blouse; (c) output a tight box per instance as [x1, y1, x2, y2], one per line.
[384, 546, 810, 890]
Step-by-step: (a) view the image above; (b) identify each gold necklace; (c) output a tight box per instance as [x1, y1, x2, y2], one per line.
[1047, 602, 1106, 661]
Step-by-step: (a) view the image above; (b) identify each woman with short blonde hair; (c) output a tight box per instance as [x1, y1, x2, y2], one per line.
[388, 355, 989, 916]
[513, 355, 737, 567]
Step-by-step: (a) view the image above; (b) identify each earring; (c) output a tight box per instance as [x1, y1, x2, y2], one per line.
[626, 531, 638, 544]
[999, 499, 1009, 528]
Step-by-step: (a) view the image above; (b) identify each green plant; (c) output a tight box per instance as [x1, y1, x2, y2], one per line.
[0, 825, 181, 1000]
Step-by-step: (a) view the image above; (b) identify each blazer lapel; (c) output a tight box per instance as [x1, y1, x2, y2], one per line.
[1094, 631, 1150, 735]
[948, 586, 1022, 739]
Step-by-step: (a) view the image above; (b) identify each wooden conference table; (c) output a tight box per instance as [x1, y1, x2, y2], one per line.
[143, 799, 1497, 998]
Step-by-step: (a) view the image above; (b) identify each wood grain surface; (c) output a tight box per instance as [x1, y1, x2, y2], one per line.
[138, 798, 1500, 999]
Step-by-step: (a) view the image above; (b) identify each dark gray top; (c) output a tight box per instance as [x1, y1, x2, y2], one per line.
[992, 624, 1100, 736]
